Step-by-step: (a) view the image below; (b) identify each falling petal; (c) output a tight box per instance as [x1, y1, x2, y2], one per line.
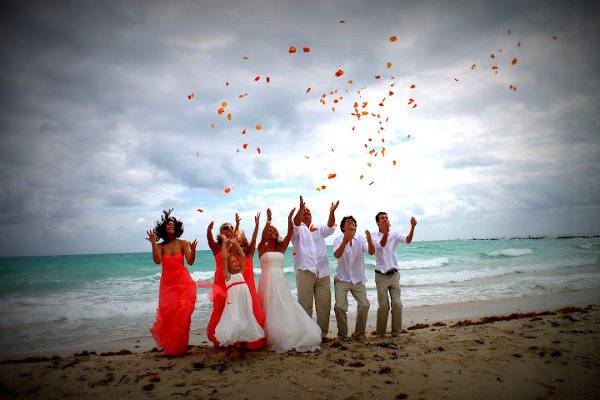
[254, 75, 260, 81]
[197, 208, 204, 213]
[374, 75, 381, 79]
[288, 45, 297, 53]
[393, 160, 397, 166]
[511, 57, 518, 65]
[227, 113, 232, 121]
[369, 181, 374, 186]
[217, 107, 225, 115]
[257, 147, 261, 154]
[242, 143, 248, 149]
[303, 47, 310, 53]
[266, 76, 271, 83]
[335, 69, 344, 77]
[321, 185, 327, 190]
[328, 173, 337, 179]
[224, 187, 232, 194]
[389, 35, 398, 42]
[339, 20, 346, 23]
[306, 87, 311, 93]
[386, 62, 392, 69]
[186, 92, 194, 100]
[241, 129, 246, 135]
[256, 124, 263, 130]
[410, 84, 416, 89]
[471, 64, 477, 70]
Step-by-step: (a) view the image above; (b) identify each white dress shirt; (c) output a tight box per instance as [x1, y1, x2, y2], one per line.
[291, 223, 335, 277]
[370, 231, 406, 273]
[333, 235, 368, 285]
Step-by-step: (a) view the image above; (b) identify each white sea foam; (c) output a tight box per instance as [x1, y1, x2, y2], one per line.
[488, 248, 533, 257]
[578, 244, 593, 249]
[400, 257, 450, 270]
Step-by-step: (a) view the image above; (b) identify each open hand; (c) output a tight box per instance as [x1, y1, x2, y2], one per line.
[299, 196, 305, 209]
[288, 207, 296, 220]
[365, 230, 372, 241]
[410, 216, 417, 227]
[266, 208, 272, 222]
[145, 229, 157, 243]
[207, 221, 214, 231]
[189, 239, 198, 252]
[235, 213, 241, 226]
[330, 200, 340, 213]
[255, 212, 261, 225]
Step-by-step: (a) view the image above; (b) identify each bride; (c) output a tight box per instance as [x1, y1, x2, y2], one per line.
[257, 208, 322, 353]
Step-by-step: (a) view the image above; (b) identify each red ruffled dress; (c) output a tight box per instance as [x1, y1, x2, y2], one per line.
[151, 253, 197, 356]
[206, 254, 266, 350]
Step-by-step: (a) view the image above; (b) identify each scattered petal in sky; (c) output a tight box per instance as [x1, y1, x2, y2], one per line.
[328, 173, 337, 179]
[306, 87, 311, 93]
[386, 62, 392, 69]
[410, 84, 416, 89]
[511, 57, 518, 65]
[288, 45, 297, 53]
[217, 106, 225, 115]
[241, 128, 246, 135]
[339, 20, 346, 24]
[196, 208, 204, 213]
[303, 47, 310, 53]
[256, 124, 262, 130]
[257, 147, 261, 154]
[186, 92, 194, 100]
[471, 64, 477, 70]
[242, 56, 249, 60]
[374, 75, 381, 79]
[224, 187, 232, 194]
[266, 76, 271, 83]
[254, 75, 260, 81]
[242, 143, 248, 149]
[389, 35, 398, 42]
[227, 112, 232, 121]
[335, 69, 344, 77]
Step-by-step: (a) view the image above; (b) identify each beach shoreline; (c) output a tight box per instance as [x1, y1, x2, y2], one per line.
[1, 300, 599, 399]
[3, 288, 600, 361]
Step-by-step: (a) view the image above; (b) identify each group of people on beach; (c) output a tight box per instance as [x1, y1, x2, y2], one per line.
[145, 196, 417, 355]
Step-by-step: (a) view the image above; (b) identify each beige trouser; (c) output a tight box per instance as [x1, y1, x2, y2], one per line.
[375, 270, 403, 335]
[295, 269, 331, 337]
[334, 280, 370, 338]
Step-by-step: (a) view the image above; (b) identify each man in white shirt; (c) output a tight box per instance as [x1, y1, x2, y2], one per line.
[333, 216, 375, 340]
[292, 196, 339, 338]
[371, 212, 417, 336]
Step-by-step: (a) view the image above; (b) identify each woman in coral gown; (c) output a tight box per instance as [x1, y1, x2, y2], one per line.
[146, 209, 198, 356]
[206, 213, 266, 350]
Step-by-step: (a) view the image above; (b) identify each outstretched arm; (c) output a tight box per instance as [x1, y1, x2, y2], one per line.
[184, 239, 197, 265]
[247, 212, 260, 258]
[405, 217, 417, 244]
[327, 200, 339, 228]
[279, 207, 296, 252]
[146, 229, 162, 264]
[207, 222, 219, 255]
[221, 236, 230, 281]
[293, 196, 305, 226]
[365, 230, 375, 255]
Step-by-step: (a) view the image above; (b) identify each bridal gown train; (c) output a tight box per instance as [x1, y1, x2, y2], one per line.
[258, 252, 321, 353]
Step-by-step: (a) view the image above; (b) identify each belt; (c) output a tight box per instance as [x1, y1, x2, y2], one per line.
[375, 269, 398, 276]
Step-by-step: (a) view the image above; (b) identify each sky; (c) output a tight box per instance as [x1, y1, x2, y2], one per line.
[1, 0, 599, 256]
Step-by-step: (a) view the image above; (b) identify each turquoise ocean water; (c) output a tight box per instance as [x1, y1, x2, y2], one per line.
[1, 237, 599, 358]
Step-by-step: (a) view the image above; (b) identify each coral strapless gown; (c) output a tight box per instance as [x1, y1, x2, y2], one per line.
[151, 253, 197, 356]
[206, 253, 266, 350]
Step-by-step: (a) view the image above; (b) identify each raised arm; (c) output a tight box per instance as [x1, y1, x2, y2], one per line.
[247, 212, 261, 258]
[183, 239, 197, 265]
[278, 207, 296, 252]
[146, 229, 162, 264]
[207, 221, 219, 255]
[234, 213, 241, 235]
[405, 216, 417, 244]
[293, 196, 305, 226]
[365, 230, 375, 255]
[221, 236, 230, 281]
[258, 208, 273, 251]
[327, 200, 339, 228]
[334, 227, 354, 258]
[231, 237, 246, 267]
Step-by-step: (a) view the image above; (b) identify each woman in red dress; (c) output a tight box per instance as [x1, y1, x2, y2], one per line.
[206, 212, 266, 350]
[146, 209, 198, 356]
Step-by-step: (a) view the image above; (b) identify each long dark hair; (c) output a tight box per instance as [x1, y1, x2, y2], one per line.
[154, 209, 183, 243]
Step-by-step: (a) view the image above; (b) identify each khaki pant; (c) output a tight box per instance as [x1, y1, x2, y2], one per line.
[375, 271, 402, 335]
[295, 269, 331, 337]
[334, 280, 370, 338]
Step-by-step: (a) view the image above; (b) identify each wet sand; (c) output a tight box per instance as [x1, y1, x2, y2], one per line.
[1, 303, 599, 399]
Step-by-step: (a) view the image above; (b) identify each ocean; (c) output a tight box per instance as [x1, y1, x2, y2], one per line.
[1, 237, 599, 358]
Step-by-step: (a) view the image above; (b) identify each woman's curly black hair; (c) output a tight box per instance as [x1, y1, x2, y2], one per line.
[154, 209, 184, 243]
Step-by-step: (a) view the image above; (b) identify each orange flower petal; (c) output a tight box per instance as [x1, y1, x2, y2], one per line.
[256, 124, 262, 130]
[266, 76, 271, 83]
[242, 143, 248, 149]
[224, 187, 232, 194]
[389, 35, 398, 42]
[303, 47, 310, 53]
[511, 57, 518, 65]
[321, 185, 327, 190]
[410, 84, 416, 89]
[254, 75, 260, 81]
[335, 69, 344, 77]
[288, 45, 297, 54]
[217, 107, 225, 115]
[327, 173, 337, 179]
[386, 62, 392, 69]
[187, 92, 194, 100]
[227, 113, 232, 121]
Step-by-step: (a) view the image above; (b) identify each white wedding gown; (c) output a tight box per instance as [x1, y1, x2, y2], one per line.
[258, 252, 321, 353]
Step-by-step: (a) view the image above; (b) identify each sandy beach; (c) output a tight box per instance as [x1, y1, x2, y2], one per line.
[2, 297, 599, 400]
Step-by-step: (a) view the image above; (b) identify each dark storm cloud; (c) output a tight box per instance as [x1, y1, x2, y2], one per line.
[0, 0, 599, 255]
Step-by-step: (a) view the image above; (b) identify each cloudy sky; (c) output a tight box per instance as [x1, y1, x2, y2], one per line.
[1, 0, 599, 256]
